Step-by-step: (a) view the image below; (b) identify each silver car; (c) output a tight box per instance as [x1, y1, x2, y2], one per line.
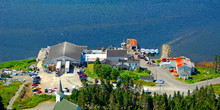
[155, 79, 164, 84]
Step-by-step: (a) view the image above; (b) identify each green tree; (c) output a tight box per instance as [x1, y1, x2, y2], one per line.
[94, 57, 101, 65]
[214, 55, 218, 72]
[156, 60, 161, 64]
[110, 68, 119, 80]
[98, 65, 112, 79]
[0, 95, 5, 110]
[218, 56, 220, 73]
[93, 57, 101, 74]
[217, 94, 220, 110]
[109, 91, 116, 110]
[78, 89, 87, 110]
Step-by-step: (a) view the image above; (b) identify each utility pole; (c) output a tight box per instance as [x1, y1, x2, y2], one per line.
[156, 69, 157, 80]
[207, 72, 209, 85]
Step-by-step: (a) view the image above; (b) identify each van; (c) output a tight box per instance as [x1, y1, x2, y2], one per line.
[72, 85, 76, 92]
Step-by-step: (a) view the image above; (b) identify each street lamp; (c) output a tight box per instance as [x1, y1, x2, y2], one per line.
[207, 72, 209, 85]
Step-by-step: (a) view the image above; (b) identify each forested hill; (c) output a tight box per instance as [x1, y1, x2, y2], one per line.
[67, 78, 220, 110]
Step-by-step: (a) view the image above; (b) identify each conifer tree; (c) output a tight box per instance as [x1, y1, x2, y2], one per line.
[109, 91, 116, 110]
[93, 57, 101, 74]
[214, 55, 218, 72]
[0, 96, 5, 110]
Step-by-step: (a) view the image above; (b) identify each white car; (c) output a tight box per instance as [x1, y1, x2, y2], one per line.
[155, 79, 164, 84]
[48, 88, 52, 93]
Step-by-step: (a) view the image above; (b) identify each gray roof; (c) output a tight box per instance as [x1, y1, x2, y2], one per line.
[118, 59, 140, 63]
[100, 59, 111, 65]
[46, 42, 87, 62]
[107, 50, 130, 58]
[53, 99, 82, 110]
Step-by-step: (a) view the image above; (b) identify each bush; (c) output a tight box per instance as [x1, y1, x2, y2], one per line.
[156, 60, 161, 64]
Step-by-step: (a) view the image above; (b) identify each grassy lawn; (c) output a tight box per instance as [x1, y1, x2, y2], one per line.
[119, 70, 150, 80]
[85, 64, 155, 86]
[0, 81, 23, 108]
[13, 94, 55, 110]
[0, 59, 36, 71]
[84, 64, 99, 79]
[12, 84, 55, 110]
[133, 80, 157, 86]
[178, 67, 220, 84]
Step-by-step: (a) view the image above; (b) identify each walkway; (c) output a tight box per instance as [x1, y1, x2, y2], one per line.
[7, 82, 26, 110]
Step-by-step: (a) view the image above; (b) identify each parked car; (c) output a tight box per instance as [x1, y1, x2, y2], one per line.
[64, 88, 69, 92]
[35, 76, 41, 80]
[100, 78, 103, 83]
[72, 85, 76, 92]
[162, 58, 166, 62]
[32, 89, 38, 92]
[48, 88, 52, 93]
[144, 57, 148, 61]
[37, 90, 42, 93]
[152, 60, 155, 63]
[45, 89, 48, 93]
[53, 88, 57, 92]
[33, 79, 40, 84]
[32, 83, 38, 86]
[95, 79, 98, 83]
[155, 79, 164, 84]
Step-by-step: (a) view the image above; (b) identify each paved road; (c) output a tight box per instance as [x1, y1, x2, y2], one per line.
[140, 59, 220, 95]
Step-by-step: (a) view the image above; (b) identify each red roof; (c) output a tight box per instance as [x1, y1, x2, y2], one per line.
[170, 58, 176, 61]
[176, 57, 184, 67]
[128, 39, 138, 46]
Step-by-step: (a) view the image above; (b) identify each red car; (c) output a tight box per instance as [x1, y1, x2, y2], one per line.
[100, 78, 103, 83]
[37, 90, 42, 93]
[32, 83, 38, 86]
[162, 58, 166, 62]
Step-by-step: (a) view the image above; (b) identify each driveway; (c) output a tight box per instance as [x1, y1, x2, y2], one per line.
[140, 59, 220, 95]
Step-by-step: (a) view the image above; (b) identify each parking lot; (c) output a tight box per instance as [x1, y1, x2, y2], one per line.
[36, 61, 82, 94]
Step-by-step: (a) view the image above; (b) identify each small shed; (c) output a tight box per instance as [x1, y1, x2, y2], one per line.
[140, 75, 154, 82]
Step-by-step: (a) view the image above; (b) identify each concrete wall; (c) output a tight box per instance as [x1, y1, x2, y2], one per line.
[84, 54, 107, 62]
[177, 66, 192, 75]
[46, 56, 80, 65]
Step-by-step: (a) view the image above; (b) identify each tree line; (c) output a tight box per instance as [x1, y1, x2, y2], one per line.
[67, 75, 220, 110]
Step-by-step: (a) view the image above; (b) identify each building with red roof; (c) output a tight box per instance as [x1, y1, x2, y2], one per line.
[127, 39, 138, 50]
[163, 56, 195, 79]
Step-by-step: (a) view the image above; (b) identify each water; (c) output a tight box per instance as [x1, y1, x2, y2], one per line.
[0, 0, 220, 63]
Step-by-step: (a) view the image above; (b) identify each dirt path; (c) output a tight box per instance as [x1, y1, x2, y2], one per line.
[7, 83, 26, 110]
